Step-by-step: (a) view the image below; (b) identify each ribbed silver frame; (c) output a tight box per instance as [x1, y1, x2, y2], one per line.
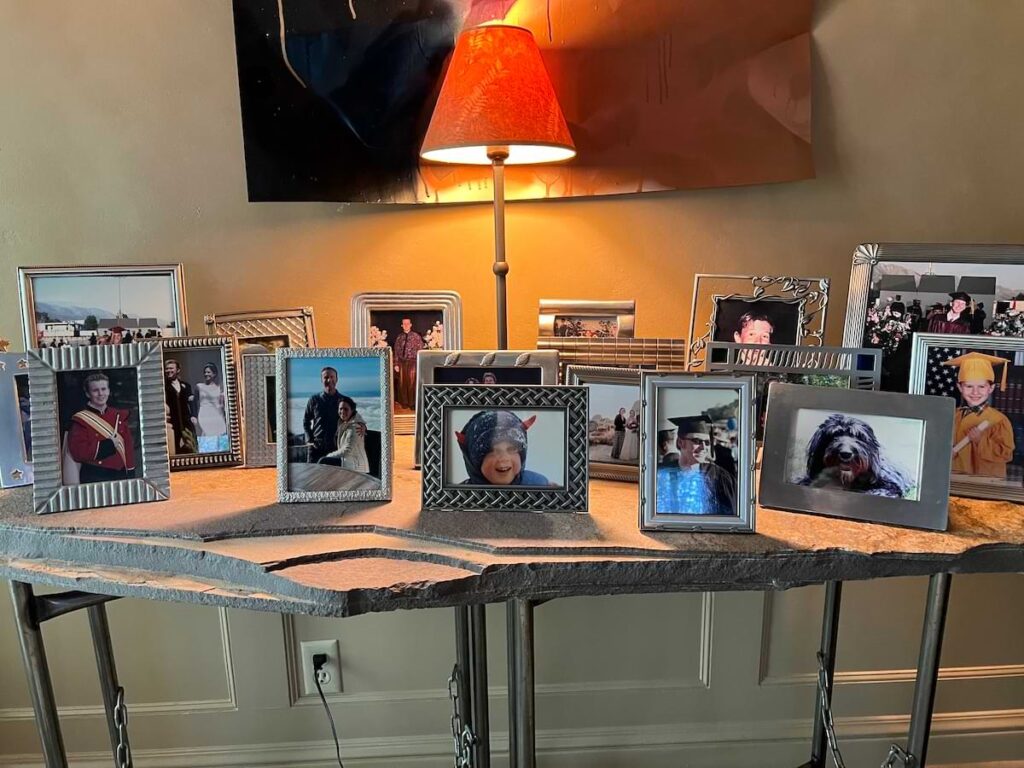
[241, 353, 277, 468]
[564, 365, 641, 483]
[29, 343, 170, 515]
[0, 353, 34, 488]
[160, 337, 243, 470]
[276, 347, 393, 503]
[537, 299, 636, 338]
[205, 307, 317, 349]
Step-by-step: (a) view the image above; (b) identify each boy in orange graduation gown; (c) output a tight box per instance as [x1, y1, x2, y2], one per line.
[943, 352, 1014, 478]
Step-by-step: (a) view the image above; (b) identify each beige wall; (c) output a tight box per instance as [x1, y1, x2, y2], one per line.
[2, 1, 1024, 766]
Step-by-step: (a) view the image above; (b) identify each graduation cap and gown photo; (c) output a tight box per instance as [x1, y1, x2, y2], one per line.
[655, 414, 737, 515]
[943, 351, 1015, 479]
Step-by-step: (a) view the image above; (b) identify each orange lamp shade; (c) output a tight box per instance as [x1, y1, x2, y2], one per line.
[420, 25, 575, 166]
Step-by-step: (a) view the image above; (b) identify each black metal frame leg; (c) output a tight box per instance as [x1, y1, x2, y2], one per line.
[810, 580, 843, 768]
[453, 604, 491, 767]
[507, 598, 535, 768]
[905, 572, 952, 767]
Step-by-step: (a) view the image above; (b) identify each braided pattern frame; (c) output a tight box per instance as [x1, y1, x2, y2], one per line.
[421, 385, 589, 513]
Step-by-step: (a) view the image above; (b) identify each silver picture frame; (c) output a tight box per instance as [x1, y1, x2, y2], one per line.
[421, 384, 589, 513]
[205, 307, 317, 349]
[160, 337, 243, 470]
[0, 352, 34, 488]
[351, 291, 462, 436]
[687, 274, 830, 371]
[538, 299, 636, 338]
[909, 332, 1024, 503]
[565, 365, 641, 482]
[18, 264, 188, 350]
[29, 343, 170, 514]
[536, 337, 687, 381]
[241, 353, 277, 468]
[640, 373, 756, 532]
[760, 383, 954, 531]
[413, 349, 560, 466]
[276, 347, 393, 503]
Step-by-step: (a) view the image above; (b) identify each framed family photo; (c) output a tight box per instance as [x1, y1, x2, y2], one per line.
[241, 353, 278, 467]
[843, 243, 1024, 392]
[351, 291, 462, 434]
[28, 343, 170, 514]
[420, 384, 589, 513]
[707, 342, 882, 440]
[277, 347, 392, 502]
[687, 274, 830, 370]
[161, 337, 243, 470]
[640, 373, 756, 532]
[565, 365, 641, 482]
[205, 307, 317, 350]
[0, 352, 34, 488]
[760, 384, 954, 530]
[18, 265, 188, 350]
[910, 332, 1024, 502]
[538, 299, 636, 339]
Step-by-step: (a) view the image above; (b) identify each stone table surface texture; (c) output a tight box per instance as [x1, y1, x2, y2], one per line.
[1, 438, 1022, 617]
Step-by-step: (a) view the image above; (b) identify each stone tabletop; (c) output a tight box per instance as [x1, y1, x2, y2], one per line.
[1, 438, 1022, 617]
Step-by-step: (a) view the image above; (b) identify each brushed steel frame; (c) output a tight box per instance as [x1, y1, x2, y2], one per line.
[276, 346, 393, 503]
[29, 343, 170, 514]
[18, 264, 188, 350]
[564, 365, 641, 482]
[759, 383, 953, 530]
[688, 274, 830, 371]
[160, 336, 244, 470]
[639, 373, 757, 532]
[536, 337, 687, 382]
[241, 353, 277, 468]
[0, 352, 34, 488]
[537, 299, 636, 338]
[205, 306, 317, 349]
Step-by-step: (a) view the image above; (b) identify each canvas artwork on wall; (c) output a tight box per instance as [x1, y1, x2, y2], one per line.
[232, 0, 814, 204]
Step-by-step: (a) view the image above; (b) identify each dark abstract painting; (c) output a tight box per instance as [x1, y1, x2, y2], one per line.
[232, 0, 814, 204]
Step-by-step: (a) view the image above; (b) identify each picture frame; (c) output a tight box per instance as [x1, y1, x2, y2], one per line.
[205, 307, 317, 350]
[0, 352, 34, 488]
[241, 353, 278, 467]
[842, 242, 1024, 392]
[28, 343, 170, 514]
[565, 365, 641, 482]
[538, 299, 636, 339]
[536, 337, 687, 381]
[760, 383, 954, 531]
[909, 332, 1024, 502]
[639, 373, 756, 532]
[18, 264, 188, 350]
[351, 291, 462, 435]
[277, 347, 393, 503]
[160, 337, 243, 470]
[706, 342, 882, 440]
[420, 384, 589, 513]
[413, 349, 560, 466]
[687, 274, 830, 371]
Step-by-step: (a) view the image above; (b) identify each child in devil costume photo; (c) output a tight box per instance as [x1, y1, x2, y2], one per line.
[455, 409, 554, 487]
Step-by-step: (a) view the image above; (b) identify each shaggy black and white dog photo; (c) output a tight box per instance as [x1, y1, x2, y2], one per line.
[797, 414, 913, 498]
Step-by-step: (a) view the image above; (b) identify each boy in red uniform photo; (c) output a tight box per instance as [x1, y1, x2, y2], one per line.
[67, 372, 136, 484]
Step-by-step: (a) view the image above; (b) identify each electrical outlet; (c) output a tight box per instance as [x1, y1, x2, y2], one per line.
[300, 640, 342, 696]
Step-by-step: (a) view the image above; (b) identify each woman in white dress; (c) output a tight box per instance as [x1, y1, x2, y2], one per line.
[321, 396, 370, 473]
[195, 362, 228, 453]
[619, 408, 641, 462]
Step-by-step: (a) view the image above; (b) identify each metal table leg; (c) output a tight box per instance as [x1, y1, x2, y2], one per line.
[808, 580, 843, 768]
[453, 604, 491, 767]
[905, 572, 952, 767]
[507, 598, 535, 768]
[9, 581, 69, 768]
[89, 602, 132, 767]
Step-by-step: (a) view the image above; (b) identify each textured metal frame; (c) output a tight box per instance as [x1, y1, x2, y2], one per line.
[0, 353, 34, 488]
[17, 264, 188, 350]
[160, 336, 243, 470]
[420, 384, 589, 513]
[688, 274, 830, 370]
[564, 365, 641, 483]
[842, 242, 1024, 349]
[537, 299, 636, 338]
[760, 383, 954, 531]
[639, 373, 757, 532]
[205, 307, 317, 348]
[536, 337, 687, 382]
[241, 353, 277, 468]
[350, 291, 462, 436]
[413, 350, 560, 466]
[909, 331, 1024, 503]
[28, 343, 170, 515]
[276, 346, 393, 503]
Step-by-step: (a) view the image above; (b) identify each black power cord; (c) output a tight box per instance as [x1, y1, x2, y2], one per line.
[312, 653, 346, 768]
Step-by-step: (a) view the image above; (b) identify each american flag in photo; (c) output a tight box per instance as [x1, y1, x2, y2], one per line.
[926, 346, 965, 398]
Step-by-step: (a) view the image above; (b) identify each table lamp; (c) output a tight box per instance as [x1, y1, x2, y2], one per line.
[420, 24, 575, 350]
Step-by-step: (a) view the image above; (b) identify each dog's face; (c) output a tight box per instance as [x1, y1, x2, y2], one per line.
[820, 433, 872, 486]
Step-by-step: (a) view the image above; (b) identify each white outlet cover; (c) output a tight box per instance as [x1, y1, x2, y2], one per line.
[300, 639, 342, 696]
